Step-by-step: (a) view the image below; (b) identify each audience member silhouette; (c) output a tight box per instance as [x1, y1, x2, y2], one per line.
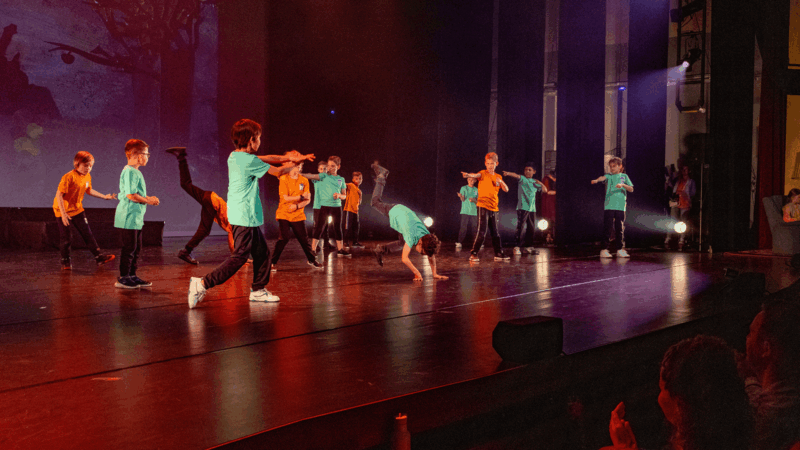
[601, 335, 753, 450]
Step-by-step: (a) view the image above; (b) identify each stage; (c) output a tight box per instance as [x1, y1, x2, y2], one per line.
[0, 237, 795, 449]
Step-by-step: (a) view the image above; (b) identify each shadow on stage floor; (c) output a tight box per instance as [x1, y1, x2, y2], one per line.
[0, 237, 795, 449]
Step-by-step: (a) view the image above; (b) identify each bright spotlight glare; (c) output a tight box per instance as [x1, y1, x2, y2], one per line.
[681, 61, 690, 69]
[537, 219, 549, 231]
[327, 215, 333, 224]
[424, 217, 434, 227]
[674, 221, 687, 233]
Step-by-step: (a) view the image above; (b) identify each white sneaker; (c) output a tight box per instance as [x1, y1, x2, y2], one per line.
[513, 247, 522, 255]
[271, 264, 277, 273]
[250, 288, 279, 302]
[617, 249, 630, 258]
[455, 243, 462, 250]
[600, 249, 613, 258]
[188, 277, 206, 308]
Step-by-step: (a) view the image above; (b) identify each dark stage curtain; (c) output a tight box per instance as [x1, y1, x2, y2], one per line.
[496, 0, 546, 177]
[626, 0, 670, 247]
[431, 0, 495, 240]
[708, 0, 755, 251]
[755, 0, 790, 249]
[555, 0, 606, 245]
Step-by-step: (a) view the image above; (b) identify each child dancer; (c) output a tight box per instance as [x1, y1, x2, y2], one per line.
[343, 172, 363, 248]
[187, 119, 312, 307]
[311, 160, 330, 251]
[271, 161, 323, 270]
[503, 162, 547, 255]
[53, 151, 117, 270]
[591, 156, 634, 258]
[303, 156, 350, 257]
[165, 147, 234, 264]
[370, 162, 447, 281]
[456, 176, 478, 250]
[114, 140, 160, 288]
[461, 152, 510, 262]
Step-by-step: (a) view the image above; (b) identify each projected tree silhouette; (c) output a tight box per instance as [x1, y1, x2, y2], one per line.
[47, 0, 213, 145]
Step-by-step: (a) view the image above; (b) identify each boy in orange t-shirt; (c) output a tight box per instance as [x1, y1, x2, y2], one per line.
[271, 162, 323, 270]
[461, 152, 509, 262]
[165, 147, 235, 265]
[343, 172, 363, 249]
[53, 151, 117, 270]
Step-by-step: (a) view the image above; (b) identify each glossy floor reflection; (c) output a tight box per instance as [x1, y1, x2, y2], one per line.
[0, 238, 795, 449]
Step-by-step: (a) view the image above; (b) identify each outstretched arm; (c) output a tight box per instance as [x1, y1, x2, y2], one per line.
[591, 175, 607, 184]
[268, 162, 296, 177]
[401, 244, 423, 281]
[461, 171, 480, 179]
[301, 173, 321, 181]
[429, 255, 448, 280]
[86, 188, 117, 200]
[257, 151, 314, 165]
[502, 171, 521, 180]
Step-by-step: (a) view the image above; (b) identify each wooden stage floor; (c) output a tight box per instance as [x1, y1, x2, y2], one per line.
[0, 237, 796, 449]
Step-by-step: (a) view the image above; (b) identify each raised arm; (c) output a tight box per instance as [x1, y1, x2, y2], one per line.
[534, 179, 549, 193]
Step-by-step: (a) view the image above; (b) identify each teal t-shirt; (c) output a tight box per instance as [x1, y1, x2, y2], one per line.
[604, 173, 633, 211]
[459, 185, 478, 216]
[516, 177, 543, 212]
[317, 173, 346, 208]
[312, 179, 321, 210]
[114, 165, 147, 230]
[226, 152, 271, 227]
[389, 204, 430, 248]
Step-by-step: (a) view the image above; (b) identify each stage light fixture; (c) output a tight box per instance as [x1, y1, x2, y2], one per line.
[537, 219, 549, 231]
[424, 217, 434, 227]
[618, 86, 626, 91]
[674, 221, 687, 234]
[679, 48, 703, 72]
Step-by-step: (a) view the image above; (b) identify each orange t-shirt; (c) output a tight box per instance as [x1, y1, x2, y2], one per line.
[476, 170, 502, 212]
[53, 170, 92, 218]
[209, 192, 235, 252]
[275, 175, 310, 222]
[343, 183, 361, 214]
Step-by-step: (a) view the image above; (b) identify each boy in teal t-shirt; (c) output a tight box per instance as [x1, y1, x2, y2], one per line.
[302, 156, 350, 257]
[456, 177, 478, 249]
[187, 119, 313, 308]
[591, 156, 634, 258]
[370, 162, 447, 281]
[114, 139, 160, 289]
[311, 160, 329, 251]
[503, 163, 548, 255]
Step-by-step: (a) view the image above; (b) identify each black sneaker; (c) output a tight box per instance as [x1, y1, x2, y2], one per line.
[370, 161, 390, 179]
[469, 253, 480, 262]
[177, 249, 198, 265]
[166, 147, 187, 158]
[61, 258, 72, 270]
[494, 252, 511, 261]
[95, 254, 115, 266]
[115, 276, 139, 289]
[337, 249, 352, 257]
[130, 275, 152, 287]
[307, 260, 323, 269]
[373, 245, 385, 267]
[351, 242, 364, 248]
